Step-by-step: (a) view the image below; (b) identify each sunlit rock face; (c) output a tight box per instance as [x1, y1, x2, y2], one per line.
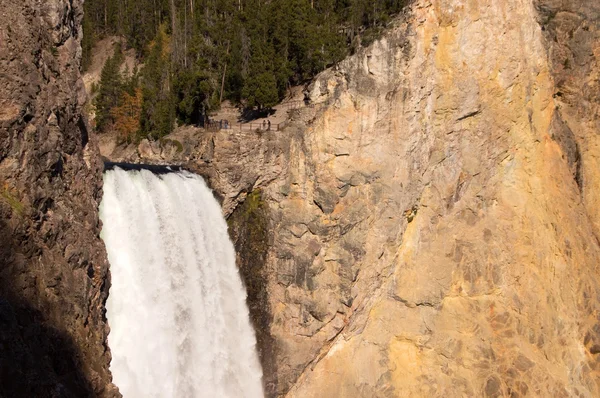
[277, 0, 600, 396]
[101, 0, 600, 396]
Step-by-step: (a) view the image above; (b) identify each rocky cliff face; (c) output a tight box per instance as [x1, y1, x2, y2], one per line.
[102, 0, 600, 396]
[0, 0, 116, 396]
[537, 0, 600, 243]
[280, 0, 600, 396]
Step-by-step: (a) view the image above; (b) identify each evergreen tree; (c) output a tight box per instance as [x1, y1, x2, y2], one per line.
[140, 27, 176, 139]
[81, 12, 95, 71]
[242, 42, 279, 109]
[94, 46, 124, 131]
[173, 68, 213, 125]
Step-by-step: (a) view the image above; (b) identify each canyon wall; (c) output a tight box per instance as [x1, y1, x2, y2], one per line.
[0, 0, 116, 396]
[280, 0, 600, 396]
[104, 0, 600, 396]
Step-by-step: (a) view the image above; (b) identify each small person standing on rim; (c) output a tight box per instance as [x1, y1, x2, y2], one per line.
[267, 119, 271, 131]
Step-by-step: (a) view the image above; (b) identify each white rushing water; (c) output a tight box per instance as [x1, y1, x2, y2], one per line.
[99, 168, 264, 398]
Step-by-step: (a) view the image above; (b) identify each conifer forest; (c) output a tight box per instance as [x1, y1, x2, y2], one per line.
[84, 0, 408, 139]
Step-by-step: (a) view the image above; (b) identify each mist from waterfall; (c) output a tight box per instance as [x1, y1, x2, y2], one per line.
[99, 168, 263, 398]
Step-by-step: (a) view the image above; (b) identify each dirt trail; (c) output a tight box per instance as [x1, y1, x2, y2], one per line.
[210, 86, 307, 130]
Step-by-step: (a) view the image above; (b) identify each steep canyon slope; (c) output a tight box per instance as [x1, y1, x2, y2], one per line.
[0, 0, 116, 396]
[281, 0, 600, 396]
[104, 0, 600, 396]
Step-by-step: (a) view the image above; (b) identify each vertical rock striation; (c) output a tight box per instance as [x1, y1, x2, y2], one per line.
[0, 0, 116, 396]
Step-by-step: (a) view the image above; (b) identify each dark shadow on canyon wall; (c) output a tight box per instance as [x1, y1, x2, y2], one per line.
[227, 189, 278, 397]
[0, 216, 96, 398]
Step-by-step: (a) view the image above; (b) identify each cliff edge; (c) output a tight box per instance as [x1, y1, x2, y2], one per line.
[0, 1, 116, 396]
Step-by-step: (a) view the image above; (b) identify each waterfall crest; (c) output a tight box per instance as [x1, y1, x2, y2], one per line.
[100, 168, 263, 398]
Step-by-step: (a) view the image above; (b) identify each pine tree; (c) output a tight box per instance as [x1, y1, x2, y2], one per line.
[94, 46, 124, 131]
[81, 12, 95, 71]
[140, 26, 176, 139]
[175, 67, 216, 125]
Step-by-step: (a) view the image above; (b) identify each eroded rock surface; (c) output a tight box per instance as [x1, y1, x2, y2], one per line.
[102, 0, 600, 396]
[0, 0, 116, 396]
[279, 1, 600, 396]
[536, 0, 600, 238]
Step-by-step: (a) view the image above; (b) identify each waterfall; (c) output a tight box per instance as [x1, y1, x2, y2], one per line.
[99, 168, 264, 398]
